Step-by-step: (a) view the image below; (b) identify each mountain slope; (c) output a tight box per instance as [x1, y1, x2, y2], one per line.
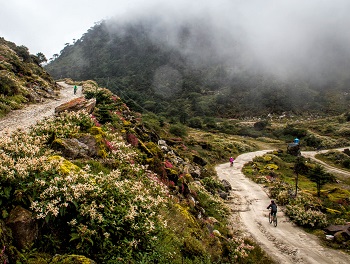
[45, 17, 350, 118]
[0, 37, 59, 117]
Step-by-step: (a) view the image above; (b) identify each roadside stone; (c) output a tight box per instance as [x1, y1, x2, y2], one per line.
[6, 206, 38, 250]
[55, 97, 96, 114]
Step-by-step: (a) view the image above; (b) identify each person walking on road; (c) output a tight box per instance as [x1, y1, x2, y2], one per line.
[229, 156, 234, 167]
[74, 85, 77, 95]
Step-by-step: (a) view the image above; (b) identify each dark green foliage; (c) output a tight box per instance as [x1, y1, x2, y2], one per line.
[169, 123, 188, 137]
[283, 124, 307, 139]
[342, 158, 350, 168]
[307, 165, 335, 197]
[304, 134, 322, 148]
[0, 75, 19, 96]
[188, 117, 203, 128]
[346, 112, 350, 122]
[201, 177, 225, 194]
[294, 157, 309, 175]
[203, 117, 217, 129]
[254, 120, 269, 131]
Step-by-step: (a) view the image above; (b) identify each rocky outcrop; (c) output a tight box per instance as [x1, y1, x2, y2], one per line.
[324, 224, 350, 243]
[221, 179, 232, 192]
[55, 97, 96, 114]
[52, 135, 98, 159]
[193, 154, 207, 166]
[6, 206, 38, 250]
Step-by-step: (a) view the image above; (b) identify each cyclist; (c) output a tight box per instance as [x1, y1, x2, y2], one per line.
[229, 157, 234, 167]
[267, 200, 277, 218]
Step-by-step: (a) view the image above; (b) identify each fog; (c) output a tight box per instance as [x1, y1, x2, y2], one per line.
[106, 0, 350, 83]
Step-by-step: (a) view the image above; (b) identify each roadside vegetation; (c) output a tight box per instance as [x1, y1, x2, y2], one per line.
[242, 151, 350, 251]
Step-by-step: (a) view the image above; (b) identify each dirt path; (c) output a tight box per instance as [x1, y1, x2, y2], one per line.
[0, 82, 81, 135]
[302, 148, 350, 179]
[217, 150, 350, 264]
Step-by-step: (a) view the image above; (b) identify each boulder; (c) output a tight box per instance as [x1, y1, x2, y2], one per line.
[218, 191, 228, 200]
[221, 179, 232, 192]
[55, 97, 96, 114]
[324, 224, 350, 234]
[52, 136, 98, 159]
[192, 154, 207, 166]
[77, 134, 99, 156]
[343, 148, 350, 156]
[6, 206, 38, 250]
[50, 254, 96, 264]
[334, 231, 350, 243]
[26, 90, 42, 103]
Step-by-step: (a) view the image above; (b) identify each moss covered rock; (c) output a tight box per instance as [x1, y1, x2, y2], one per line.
[50, 254, 96, 264]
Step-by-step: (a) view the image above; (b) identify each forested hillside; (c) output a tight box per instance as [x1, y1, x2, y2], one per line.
[45, 16, 350, 119]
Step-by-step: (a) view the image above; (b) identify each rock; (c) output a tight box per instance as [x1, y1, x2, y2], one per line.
[55, 97, 96, 114]
[190, 168, 201, 179]
[325, 235, 334, 240]
[77, 135, 99, 156]
[343, 148, 350, 156]
[192, 155, 207, 166]
[218, 191, 228, 200]
[50, 254, 96, 264]
[221, 179, 232, 192]
[334, 231, 350, 243]
[26, 90, 42, 103]
[212, 230, 221, 237]
[324, 224, 350, 235]
[6, 206, 38, 250]
[158, 139, 167, 147]
[52, 138, 90, 159]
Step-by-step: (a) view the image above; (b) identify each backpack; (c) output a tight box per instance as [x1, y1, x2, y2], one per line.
[270, 204, 277, 212]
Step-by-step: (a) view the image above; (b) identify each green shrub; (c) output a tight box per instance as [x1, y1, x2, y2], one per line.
[169, 123, 188, 137]
[188, 117, 203, 129]
[254, 120, 269, 131]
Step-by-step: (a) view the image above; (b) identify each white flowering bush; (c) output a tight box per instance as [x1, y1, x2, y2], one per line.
[31, 110, 95, 138]
[285, 204, 328, 228]
[0, 111, 169, 262]
[226, 237, 255, 260]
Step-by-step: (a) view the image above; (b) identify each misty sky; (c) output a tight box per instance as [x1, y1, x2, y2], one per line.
[1, 0, 350, 80]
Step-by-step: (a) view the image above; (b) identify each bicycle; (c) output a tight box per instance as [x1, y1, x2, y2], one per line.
[269, 212, 277, 227]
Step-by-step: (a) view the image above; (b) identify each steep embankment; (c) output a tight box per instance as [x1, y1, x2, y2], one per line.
[0, 82, 81, 135]
[217, 151, 350, 264]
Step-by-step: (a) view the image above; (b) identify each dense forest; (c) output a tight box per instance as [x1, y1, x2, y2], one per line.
[45, 16, 350, 120]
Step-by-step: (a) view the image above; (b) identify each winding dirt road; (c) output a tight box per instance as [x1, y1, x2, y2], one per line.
[217, 150, 350, 264]
[302, 149, 350, 179]
[0, 82, 81, 135]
